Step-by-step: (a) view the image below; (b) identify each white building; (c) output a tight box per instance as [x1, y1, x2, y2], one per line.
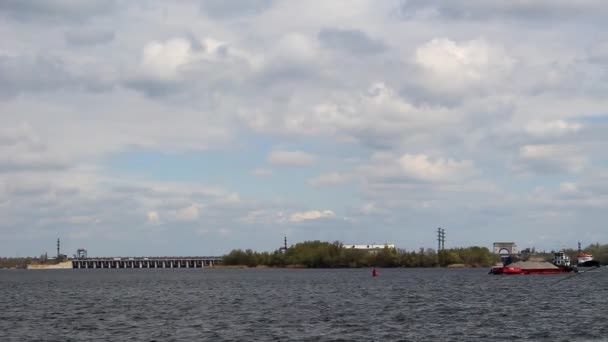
[343, 244, 395, 252]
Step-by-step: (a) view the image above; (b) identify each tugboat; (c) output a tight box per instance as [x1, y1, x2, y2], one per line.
[575, 243, 600, 269]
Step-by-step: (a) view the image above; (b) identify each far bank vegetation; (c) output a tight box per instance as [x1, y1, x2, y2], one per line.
[222, 240, 498, 268]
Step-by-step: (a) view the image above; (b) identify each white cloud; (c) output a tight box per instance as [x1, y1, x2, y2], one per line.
[398, 154, 478, 182]
[241, 82, 456, 149]
[518, 144, 587, 174]
[174, 203, 202, 221]
[267, 150, 317, 166]
[290, 210, 335, 223]
[141, 38, 194, 80]
[131, 36, 261, 89]
[147, 211, 160, 225]
[274, 32, 319, 65]
[524, 120, 582, 137]
[415, 38, 514, 92]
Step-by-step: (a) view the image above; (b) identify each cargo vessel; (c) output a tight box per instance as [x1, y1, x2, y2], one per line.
[489, 252, 574, 275]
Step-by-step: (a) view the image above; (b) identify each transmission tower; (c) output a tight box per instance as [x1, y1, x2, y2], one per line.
[437, 228, 446, 265]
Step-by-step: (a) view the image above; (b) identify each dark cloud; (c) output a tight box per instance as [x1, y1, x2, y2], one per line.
[398, 0, 608, 22]
[0, 55, 74, 98]
[200, 0, 273, 19]
[65, 30, 115, 46]
[122, 78, 189, 97]
[0, 54, 114, 98]
[0, 158, 69, 173]
[318, 28, 386, 55]
[0, 0, 116, 22]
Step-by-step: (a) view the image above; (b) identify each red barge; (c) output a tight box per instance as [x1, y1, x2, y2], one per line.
[489, 251, 575, 275]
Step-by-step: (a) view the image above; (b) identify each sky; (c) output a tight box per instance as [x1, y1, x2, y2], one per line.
[1, 0, 608, 257]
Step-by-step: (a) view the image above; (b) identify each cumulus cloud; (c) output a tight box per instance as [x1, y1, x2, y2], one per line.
[174, 203, 203, 221]
[126, 36, 260, 95]
[517, 144, 587, 174]
[241, 82, 455, 149]
[267, 150, 317, 166]
[524, 120, 582, 137]
[414, 38, 514, 92]
[399, 154, 478, 182]
[290, 210, 335, 223]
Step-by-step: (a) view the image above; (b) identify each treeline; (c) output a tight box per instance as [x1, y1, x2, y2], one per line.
[0, 257, 40, 269]
[222, 241, 498, 268]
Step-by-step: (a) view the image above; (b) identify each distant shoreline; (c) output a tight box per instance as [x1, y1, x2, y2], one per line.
[208, 263, 476, 269]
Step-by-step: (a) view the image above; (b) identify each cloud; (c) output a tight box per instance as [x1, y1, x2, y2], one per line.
[147, 211, 160, 225]
[318, 28, 386, 54]
[0, 124, 69, 173]
[241, 82, 456, 149]
[524, 120, 582, 137]
[308, 172, 352, 187]
[290, 210, 335, 223]
[0, 54, 75, 98]
[125, 36, 260, 96]
[65, 29, 115, 46]
[267, 150, 317, 166]
[399, 1, 608, 22]
[0, 0, 116, 22]
[174, 203, 203, 221]
[399, 154, 478, 182]
[517, 144, 587, 174]
[200, 0, 273, 19]
[414, 38, 514, 92]
[252, 168, 273, 177]
[3, 1, 608, 253]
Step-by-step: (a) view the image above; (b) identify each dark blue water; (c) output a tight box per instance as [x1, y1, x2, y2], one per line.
[1, 268, 607, 341]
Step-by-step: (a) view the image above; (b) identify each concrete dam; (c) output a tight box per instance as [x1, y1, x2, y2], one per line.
[28, 257, 223, 269]
[72, 257, 223, 269]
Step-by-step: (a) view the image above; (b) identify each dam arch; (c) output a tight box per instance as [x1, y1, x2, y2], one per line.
[493, 242, 518, 255]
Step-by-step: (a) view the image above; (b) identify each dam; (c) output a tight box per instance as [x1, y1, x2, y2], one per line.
[26, 240, 223, 269]
[71, 257, 223, 269]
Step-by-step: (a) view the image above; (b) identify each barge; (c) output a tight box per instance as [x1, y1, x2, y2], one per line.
[489, 252, 575, 275]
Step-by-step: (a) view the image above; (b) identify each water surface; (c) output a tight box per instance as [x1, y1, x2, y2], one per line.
[1, 268, 607, 341]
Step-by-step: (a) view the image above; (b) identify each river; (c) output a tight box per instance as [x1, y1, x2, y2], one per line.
[1, 268, 606, 341]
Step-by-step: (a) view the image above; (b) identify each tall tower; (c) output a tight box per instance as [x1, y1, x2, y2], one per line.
[279, 236, 288, 253]
[57, 238, 60, 259]
[437, 228, 442, 255]
[437, 228, 446, 265]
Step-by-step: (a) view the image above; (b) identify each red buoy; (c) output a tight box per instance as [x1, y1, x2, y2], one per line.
[372, 267, 378, 277]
